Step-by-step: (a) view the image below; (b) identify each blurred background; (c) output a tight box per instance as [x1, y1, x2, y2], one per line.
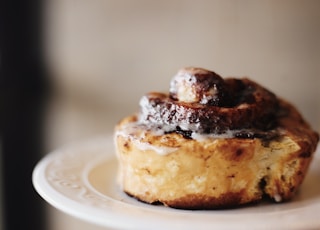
[1, 0, 320, 229]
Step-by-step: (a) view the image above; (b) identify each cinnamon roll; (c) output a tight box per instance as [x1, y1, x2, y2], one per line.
[114, 67, 319, 209]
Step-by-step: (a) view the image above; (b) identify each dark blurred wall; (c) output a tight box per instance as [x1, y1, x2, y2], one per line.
[1, 0, 50, 229]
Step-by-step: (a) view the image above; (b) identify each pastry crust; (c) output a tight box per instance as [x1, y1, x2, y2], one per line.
[114, 68, 319, 209]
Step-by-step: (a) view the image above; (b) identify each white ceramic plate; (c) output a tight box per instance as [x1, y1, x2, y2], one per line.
[33, 136, 320, 230]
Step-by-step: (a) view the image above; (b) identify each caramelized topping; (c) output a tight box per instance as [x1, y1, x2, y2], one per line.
[139, 67, 279, 135]
[169, 67, 231, 106]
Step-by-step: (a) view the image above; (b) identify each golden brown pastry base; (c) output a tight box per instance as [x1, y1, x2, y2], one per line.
[114, 100, 318, 209]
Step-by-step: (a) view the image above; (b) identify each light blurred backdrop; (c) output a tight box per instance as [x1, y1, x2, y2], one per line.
[38, 0, 320, 229]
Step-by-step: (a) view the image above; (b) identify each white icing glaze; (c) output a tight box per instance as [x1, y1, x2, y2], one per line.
[169, 68, 219, 104]
[116, 120, 252, 156]
[115, 122, 178, 155]
[133, 141, 178, 156]
[170, 70, 198, 103]
[139, 95, 204, 132]
[191, 129, 236, 141]
[274, 194, 282, 202]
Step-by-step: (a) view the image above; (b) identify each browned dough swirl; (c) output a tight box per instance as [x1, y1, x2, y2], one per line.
[139, 68, 279, 133]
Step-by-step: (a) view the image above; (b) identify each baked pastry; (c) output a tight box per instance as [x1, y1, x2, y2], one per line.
[114, 67, 319, 209]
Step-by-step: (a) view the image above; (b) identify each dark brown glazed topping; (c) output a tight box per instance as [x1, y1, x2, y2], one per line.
[169, 67, 231, 107]
[139, 67, 279, 134]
